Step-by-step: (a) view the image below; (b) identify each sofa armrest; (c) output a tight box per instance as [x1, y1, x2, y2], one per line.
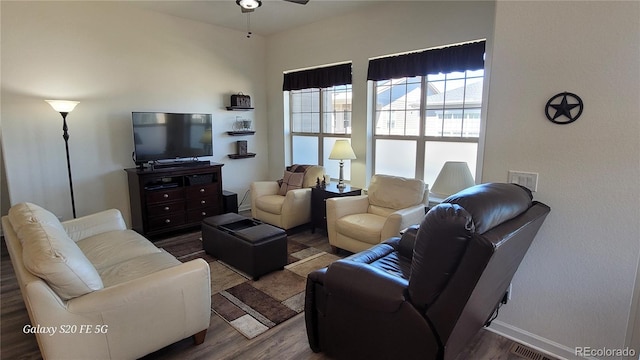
[62, 209, 127, 242]
[380, 204, 426, 240]
[25, 258, 211, 360]
[324, 260, 408, 313]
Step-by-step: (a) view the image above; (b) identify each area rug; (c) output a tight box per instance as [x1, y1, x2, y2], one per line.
[156, 230, 341, 339]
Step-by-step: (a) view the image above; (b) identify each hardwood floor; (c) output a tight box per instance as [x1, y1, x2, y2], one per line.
[0, 231, 547, 360]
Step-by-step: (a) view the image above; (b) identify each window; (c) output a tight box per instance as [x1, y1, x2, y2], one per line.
[284, 63, 352, 181]
[369, 41, 485, 188]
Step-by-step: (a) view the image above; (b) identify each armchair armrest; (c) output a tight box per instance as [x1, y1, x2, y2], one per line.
[280, 188, 312, 229]
[324, 260, 408, 313]
[327, 195, 370, 219]
[250, 181, 281, 218]
[381, 204, 427, 240]
[250, 181, 280, 198]
[62, 209, 127, 242]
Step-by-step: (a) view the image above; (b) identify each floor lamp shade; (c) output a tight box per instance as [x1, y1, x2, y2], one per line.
[45, 100, 79, 113]
[430, 161, 475, 198]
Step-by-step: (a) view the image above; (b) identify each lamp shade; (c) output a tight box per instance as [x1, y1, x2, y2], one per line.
[237, 0, 261, 9]
[45, 100, 79, 113]
[430, 161, 475, 198]
[329, 140, 356, 160]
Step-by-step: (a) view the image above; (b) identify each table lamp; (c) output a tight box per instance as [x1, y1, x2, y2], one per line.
[328, 140, 356, 189]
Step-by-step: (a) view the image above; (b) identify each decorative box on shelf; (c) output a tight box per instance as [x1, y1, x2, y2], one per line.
[226, 93, 253, 110]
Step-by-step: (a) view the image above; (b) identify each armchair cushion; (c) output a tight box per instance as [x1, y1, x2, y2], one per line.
[368, 174, 425, 209]
[336, 213, 386, 245]
[278, 170, 305, 195]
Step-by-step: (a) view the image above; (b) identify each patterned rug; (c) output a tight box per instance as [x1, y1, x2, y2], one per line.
[155, 230, 341, 339]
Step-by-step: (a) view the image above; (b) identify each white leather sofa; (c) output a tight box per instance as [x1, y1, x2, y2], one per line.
[250, 165, 327, 230]
[2, 202, 211, 360]
[326, 174, 428, 253]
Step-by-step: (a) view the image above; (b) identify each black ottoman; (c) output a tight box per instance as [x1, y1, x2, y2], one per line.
[202, 213, 287, 280]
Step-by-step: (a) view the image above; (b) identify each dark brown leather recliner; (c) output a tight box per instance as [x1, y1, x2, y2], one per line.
[305, 183, 550, 360]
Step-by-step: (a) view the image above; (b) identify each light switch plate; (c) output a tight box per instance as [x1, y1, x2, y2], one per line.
[508, 171, 538, 192]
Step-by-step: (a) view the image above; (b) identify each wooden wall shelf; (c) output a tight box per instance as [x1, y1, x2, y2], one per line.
[227, 131, 255, 136]
[226, 106, 254, 111]
[228, 153, 256, 159]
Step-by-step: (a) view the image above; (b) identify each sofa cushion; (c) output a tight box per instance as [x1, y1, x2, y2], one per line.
[76, 229, 162, 270]
[19, 222, 103, 300]
[255, 194, 285, 215]
[368, 175, 425, 210]
[8, 202, 65, 238]
[98, 250, 180, 288]
[337, 213, 386, 245]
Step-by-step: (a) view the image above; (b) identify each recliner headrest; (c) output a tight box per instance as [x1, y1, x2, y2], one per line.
[443, 183, 532, 234]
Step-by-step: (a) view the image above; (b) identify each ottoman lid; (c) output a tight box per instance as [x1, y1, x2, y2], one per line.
[236, 224, 286, 244]
[203, 213, 247, 227]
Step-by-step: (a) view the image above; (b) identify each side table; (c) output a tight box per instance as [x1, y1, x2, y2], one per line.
[311, 183, 361, 233]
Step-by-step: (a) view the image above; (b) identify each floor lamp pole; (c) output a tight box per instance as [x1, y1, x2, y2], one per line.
[60, 111, 76, 219]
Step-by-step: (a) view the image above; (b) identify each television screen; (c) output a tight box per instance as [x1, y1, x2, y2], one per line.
[132, 112, 213, 164]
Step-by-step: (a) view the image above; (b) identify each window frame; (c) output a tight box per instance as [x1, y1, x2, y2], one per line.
[372, 69, 483, 181]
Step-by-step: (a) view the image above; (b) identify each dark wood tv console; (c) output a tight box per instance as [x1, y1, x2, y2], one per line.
[125, 163, 224, 238]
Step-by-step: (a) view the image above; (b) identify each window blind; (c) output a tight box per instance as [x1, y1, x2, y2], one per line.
[283, 63, 352, 91]
[367, 41, 485, 81]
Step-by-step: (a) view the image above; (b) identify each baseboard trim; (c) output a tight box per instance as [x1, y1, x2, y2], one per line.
[488, 320, 594, 360]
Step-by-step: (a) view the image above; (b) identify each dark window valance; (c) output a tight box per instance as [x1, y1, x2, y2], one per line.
[283, 63, 352, 91]
[367, 41, 486, 81]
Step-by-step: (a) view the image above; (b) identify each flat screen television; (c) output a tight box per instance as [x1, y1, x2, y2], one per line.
[132, 112, 213, 165]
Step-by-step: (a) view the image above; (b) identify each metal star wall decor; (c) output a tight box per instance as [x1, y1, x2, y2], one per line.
[545, 92, 584, 124]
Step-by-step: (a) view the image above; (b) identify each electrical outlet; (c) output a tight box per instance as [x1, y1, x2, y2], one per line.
[508, 171, 538, 192]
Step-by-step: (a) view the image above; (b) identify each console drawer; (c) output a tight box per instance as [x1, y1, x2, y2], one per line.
[146, 188, 185, 205]
[186, 196, 219, 209]
[147, 201, 185, 217]
[148, 213, 186, 231]
[187, 206, 220, 223]
[186, 184, 218, 198]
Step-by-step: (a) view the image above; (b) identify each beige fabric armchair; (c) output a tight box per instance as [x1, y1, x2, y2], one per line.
[326, 174, 428, 253]
[251, 165, 327, 230]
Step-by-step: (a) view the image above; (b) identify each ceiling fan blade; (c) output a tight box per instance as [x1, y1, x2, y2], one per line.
[283, 0, 310, 4]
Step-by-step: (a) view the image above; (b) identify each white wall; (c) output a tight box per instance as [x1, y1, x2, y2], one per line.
[1, 1, 269, 221]
[266, 1, 495, 184]
[484, 1, 640, 358]
[266, 1, 640, 359]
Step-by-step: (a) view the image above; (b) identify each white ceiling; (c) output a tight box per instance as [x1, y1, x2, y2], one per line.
[128, 0, 383, 37]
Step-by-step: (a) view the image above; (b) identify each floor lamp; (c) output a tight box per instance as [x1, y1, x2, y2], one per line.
[45, 100, 80, 219]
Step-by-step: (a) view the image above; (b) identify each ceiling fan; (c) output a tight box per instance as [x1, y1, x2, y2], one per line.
[236, 0, 310, 13]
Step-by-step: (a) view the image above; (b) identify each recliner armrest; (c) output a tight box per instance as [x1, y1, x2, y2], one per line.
[324, 260, 408, 313]
[398, 225, 419, 259]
